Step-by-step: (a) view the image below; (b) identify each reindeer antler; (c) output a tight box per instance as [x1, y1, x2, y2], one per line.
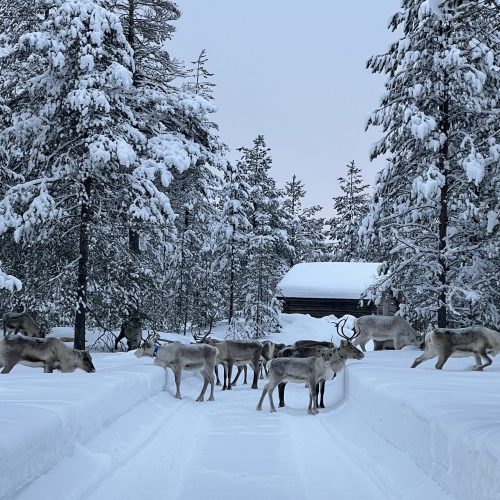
[192, 331, 211, 343]
[335, 317, 359, 341]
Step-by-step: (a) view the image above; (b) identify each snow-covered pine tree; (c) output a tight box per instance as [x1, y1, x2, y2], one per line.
[160, 46, 224, 335]
[362, 0, 500, 328]
[0, 263, 21, 292]
[230, 136, 289, 339]
[183, 49, 216, 100]
[111, 0, 181, 83]
[328, 161, 370, 262]
[213, 161, 253, 324]
[282, 174, 326, 267]
[0, 0, 222, 347]
[164, 162, 223, 334]
[109, 0, 224, 333]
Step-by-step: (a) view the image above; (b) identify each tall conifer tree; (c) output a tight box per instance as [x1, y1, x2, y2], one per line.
[363, 0, 500, 327]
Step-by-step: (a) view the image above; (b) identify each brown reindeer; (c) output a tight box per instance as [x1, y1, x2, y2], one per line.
[411, 326, 500, 370]
[277, 318, 364, 408]
[136, 339, 218, 401]
[0, 336, 95, 373]
[193, 332, 263, 390]
[2, 306, 42, 337]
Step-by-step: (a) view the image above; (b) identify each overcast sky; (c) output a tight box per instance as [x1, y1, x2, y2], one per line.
[169, 1, 401, 215]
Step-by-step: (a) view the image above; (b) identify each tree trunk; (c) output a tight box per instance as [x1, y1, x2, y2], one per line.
[74, 177, 91, 350]
[228, 241, 235, 323]
[129, 228, 140, 253]
[437, 79, 449, 328]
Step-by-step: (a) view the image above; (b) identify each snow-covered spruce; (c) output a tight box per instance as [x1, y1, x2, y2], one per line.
[0, 0, 224, 342]
[362, 0, 500, 328]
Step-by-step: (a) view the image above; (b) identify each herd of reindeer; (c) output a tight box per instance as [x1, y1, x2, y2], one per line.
[1, 306, 500, 415]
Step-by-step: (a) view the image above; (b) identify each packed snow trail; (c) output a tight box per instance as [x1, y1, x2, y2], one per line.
[16, 370, 453, 500]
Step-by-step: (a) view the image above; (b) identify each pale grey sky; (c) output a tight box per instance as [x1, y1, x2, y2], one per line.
[169, 1, 401, 215]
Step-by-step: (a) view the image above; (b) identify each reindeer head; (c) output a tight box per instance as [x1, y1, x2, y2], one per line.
[336, 317, 365, 361]
[135, 333, 156, 358]
[78, 350, 96, 372]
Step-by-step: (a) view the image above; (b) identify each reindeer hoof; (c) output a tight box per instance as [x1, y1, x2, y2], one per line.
[270, 408, 277, 413]
[251, 384, 258, 389]
[196, 398, 203, 402]
[175, 395, 182, 400]
[209, 396, 215, 401]
[256, 406, 262, 411]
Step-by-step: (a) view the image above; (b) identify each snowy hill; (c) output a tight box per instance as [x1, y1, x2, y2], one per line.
[1, 314, 500, 500]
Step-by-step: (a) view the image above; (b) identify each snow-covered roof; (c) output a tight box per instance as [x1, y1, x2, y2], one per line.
[277, 262, 381, 299]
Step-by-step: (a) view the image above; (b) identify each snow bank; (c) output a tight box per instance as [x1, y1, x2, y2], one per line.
[348, 352, 500, 500]
[0, 351, 165, 500]
[274, 314, 500, 500]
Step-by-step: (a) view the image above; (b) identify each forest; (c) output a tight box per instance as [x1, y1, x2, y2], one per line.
[0, 0, 499, 348]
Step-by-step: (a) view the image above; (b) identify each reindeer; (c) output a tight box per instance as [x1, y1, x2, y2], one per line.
[136, 338, 217, 402]
[114, 318, 142, 351]
[294, 340, 336, 349]
[0, 336, 95, 373]
[277, 318, 364, 408]
[193, 332, 263, 390]
[232, 340, 279, 384]
[2, 306, 42, 337]
[353, 315, 422, 352]
[411, 326, 500, 371]
[256, 349, 335, 415]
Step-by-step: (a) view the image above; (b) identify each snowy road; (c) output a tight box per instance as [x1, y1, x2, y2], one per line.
[17, 369, 453, 500]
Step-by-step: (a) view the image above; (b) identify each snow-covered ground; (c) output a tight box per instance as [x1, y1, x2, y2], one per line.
[1, 314, 500, 500]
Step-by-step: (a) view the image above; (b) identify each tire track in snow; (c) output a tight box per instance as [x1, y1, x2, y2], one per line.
[14, 373, 455, 500]
[14, 394, 191, 500]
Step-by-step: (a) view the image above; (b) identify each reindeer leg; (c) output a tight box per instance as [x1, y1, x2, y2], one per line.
[317, 380, 326, 409]
[226, 361, 233, 390]
[394, 336, 403, 350]
[256, 382, 269, 411]
[475, 349, 492, 371]
[243, 364, 248, 384]
[196, 370, 209, 402]
[1, 357, 18, 374]
[278, 382, 287, 407]
[214, 365, 221, 386]
[435, 348, 452, 370]
[267, 381, 278, 413]
[308, 378, 319, 415]
[473, 354, 482, 369]
[231, 366, 243, 386]
[222, 364, 228, 390]
[411, 350, 435, 368]
[208, 367, 215, 401]
[114, 332, 125, 351]
[173, 368, 182, 398]
[251, 356, 259, 389]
